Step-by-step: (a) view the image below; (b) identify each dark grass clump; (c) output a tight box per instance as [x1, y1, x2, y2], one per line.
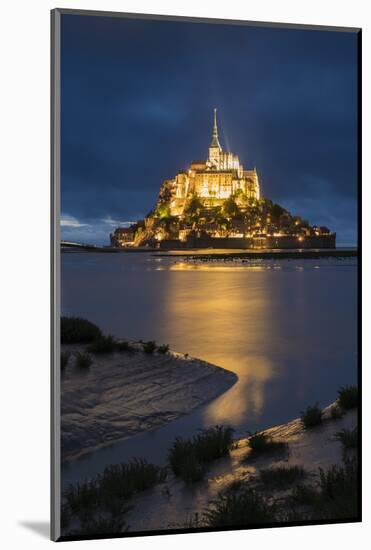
[290, 483, 319, 506]
[226, 478, 245, 494]
[98, 459, 167, 501]
[337, 386, 358, 410]
[64, 480, 100, 525]
[116, 340, 133, 352]
[168, 438, 198, 478]
[75, 351, 93, 369]
[61, 351, 71, 370]
[60, 504, 71, 530]
[168, 426, 234, 483]
[300, 403, 323, 428]
[69, 514, 128, 536]
[65, 461, 165, 517]
[184, 512, 201, 529]
[88, 335, 116, 354]
[281, 509, 313, 523]
[288, 458, 359, 521]
[260, 465, 307, 489]
[157, 344, 170, 354]
[330, 404, 344, 420]
[174, 453, 206, 484]
[194, 426, 235, 462]
[142, 340, 157, 354]
[63, 459, 166, 534]
[314, 457, 358, 520]
[246, 432, 288, 457]
[334, 427, 358, 451]
[61, 317, 102, 344]
[203, 489, 277, 527]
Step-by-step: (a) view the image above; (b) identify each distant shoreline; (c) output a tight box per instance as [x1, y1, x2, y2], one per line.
[153, 249, 358, 260]
[61, 245, 357, 260]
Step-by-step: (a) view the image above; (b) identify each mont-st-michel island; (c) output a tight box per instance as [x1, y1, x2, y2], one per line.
[110, 109, 336, 250]
[58, 16, 359, 540]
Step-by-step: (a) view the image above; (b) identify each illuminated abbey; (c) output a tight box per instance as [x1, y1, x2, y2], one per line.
[110, 109, 335, 250]
[161, 108, 260, 216]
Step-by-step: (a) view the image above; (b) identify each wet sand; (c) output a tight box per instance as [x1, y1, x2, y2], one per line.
[61, 343, 237, 462]
[125, 404, 357, 532]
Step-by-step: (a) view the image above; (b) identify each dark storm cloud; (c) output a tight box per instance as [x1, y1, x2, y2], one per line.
[61, 14, 358, 244]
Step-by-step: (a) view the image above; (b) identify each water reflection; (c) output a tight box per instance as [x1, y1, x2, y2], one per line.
[166, 262, 267, 272]
[61, 253, 357, 438]
[205, 356, 273, 425]
[160, 267, 276, 427]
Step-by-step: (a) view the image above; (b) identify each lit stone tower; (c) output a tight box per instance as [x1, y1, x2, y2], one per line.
[208, 108, 222, 168]
[157, 108, 261, 216]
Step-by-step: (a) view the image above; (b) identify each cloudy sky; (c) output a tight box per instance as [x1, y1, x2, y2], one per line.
[61, 14, 359, 245]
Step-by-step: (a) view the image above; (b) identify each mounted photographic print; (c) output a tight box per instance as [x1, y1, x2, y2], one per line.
[51, 8, 361, 541]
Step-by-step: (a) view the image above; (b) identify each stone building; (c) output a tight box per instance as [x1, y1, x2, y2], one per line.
[110, 108, 335, 250]
[110, 227, 134, 247]
[159, 109, 260, 216]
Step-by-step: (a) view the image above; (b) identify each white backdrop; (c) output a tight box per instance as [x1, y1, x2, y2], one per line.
[0, 1, 368, 548]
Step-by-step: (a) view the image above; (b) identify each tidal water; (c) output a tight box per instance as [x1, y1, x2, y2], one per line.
[61, 251, 357, 485]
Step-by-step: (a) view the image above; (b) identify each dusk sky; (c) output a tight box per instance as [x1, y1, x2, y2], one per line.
[61, 14, 358, 245]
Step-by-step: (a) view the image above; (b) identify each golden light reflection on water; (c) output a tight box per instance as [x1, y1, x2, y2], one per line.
[154, 261, 281, 273]
[167, 262, 268, 272]
[160, 266, 278, 427]
[204, 355, 274, 426]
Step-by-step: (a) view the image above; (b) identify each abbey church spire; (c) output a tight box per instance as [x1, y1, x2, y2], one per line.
[210, 108, 221, 149]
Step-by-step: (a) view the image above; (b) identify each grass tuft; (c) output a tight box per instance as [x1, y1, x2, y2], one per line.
[88, 335, 116, 354]
[334, 427, 358, 451]
[61, 317, 102, 344]
[157, 344, 170, 354]
[61, 504, 71, 530]
[247, 432, 288, 457]
[98, 459, 167, 501]
[225, 478, 245, 493]
[63, 459, 166, 534]
[116, 340, 133, 352]
[289, 458, 359, 521]
[203, 489, 277, 527]
[168, 438, 197, 478]
[75, 351, 93, 369]
[61, 351, 71, 370]
[142, 340, 157, 354]
[64, 479, 100, 525]
[337, 386, 358, 410]
[184, 512, 201, 529]
[290, 483, 319, 506]
[168, 426, 234, 483]
[194, 425, 235, 462]
[330, 405, 344, 420]
[314, 457, 358, 519]
[300, 403, 323, 428]
[260, 465, 307, 489]
[71, 514, 128, 536]
[175, 453, 206, 484]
